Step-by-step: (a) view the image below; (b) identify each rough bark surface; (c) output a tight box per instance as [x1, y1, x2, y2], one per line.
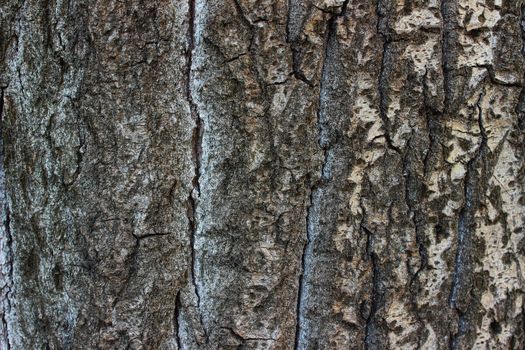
[1, 0, 524, 349]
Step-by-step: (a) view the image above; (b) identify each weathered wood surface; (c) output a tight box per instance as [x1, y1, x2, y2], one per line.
[1, 1, 524, 349]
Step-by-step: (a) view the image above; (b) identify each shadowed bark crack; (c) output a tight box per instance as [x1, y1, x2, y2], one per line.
[376, 0, 401, 155]
[173, 290, 182, 349]
[63, 126, 85, 190]
[449, 92, 487, 349]
[473, 64, 523, 88]
[519, 5, 525, 131]
[422, 70, 442, 176]
[364, 251, 382, 350]
[223, 327, 276, 342]
[294, 187, 315, 350]
[294, 3, 349, 348]
[185, 0, 207, 342]
[404, 132, 428, 286]
[440, 0, 457, 113]
[0, 84, 13, 350]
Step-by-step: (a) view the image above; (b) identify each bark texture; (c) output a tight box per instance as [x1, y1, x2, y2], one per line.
[1, 0, 524, 349]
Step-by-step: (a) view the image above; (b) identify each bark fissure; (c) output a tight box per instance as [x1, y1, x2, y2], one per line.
[376, 0, 401, 155]
[63, 127, 85, 190]
[222, 326, 276, 343]
[440, 0, 455, 112]
[185, 0, 206, 340]
[285, 0, 291, 43]
[173, 290, 182, 350]
[290, 48, 315, 87]
[422, 70, 441, 176]
[404, 134, 428, 285]
[474, 64, 523, 88]
[186, 0, 202, 195]
[519, 5, 525, 130]
[449, 92, 487, 349]
[294, 188, 314, 350]
[294, 3, 348, 348]
[0, 84, 13, 350]
[364, 251, 381, 350]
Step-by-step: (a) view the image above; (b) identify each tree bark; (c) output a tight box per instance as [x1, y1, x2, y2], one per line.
[1, 0, 524, 349]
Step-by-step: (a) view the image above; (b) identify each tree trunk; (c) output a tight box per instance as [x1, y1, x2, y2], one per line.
[1, 0, 524, 349]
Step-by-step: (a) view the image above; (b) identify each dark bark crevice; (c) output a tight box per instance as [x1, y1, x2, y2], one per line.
[404, 134, 428, 287]
[0, 83, 13, 350]
[422, 70, 442, 177]
[440, 0, 457, 114]
[186, 0, 203, 195]
[173, 290, 182, 350]
[473, 64, 523, 88]
[294, 3, 348, 348]
[364, 251, 382, 350]
[376, 0, 401, 155]
[448, 92, 487, 349]
[517, 4, 525, 130]
[294, 187, 314, 350]
[222, 326, 276, 343]
[403, 132, 427, 348]
[185, 0, 207, 342]
[62, 125, 85, 190]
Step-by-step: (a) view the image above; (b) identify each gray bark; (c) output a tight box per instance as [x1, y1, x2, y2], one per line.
[1, 0, 524, 349]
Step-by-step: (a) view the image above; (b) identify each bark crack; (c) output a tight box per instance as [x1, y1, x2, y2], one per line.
[364, 250, 381, 350]
[376, 0, 401, 155]
[449, 92, 487, 349]
[518, 4, 525, 130]
[440, 0, 456, 113]
[294, 3, 348, 348]
[294, 188, 314, 350]
[185, 0, 207, 342]
[63, 126, 85, 190]
[404, 131, 428, 286]
[474, 64, 523, 88]
[0, 85, 13, 350]
[173, 290, 182, 350]
[422, 69, 442, 176]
